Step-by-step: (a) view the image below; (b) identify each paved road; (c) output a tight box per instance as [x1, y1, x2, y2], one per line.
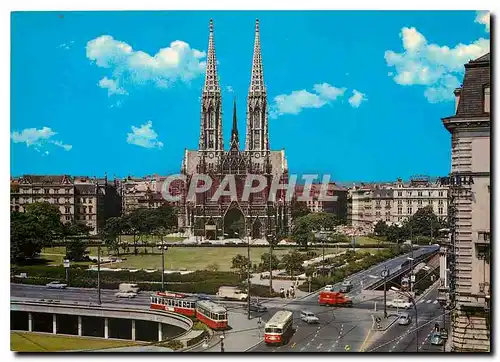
[366, 283, 445, 353]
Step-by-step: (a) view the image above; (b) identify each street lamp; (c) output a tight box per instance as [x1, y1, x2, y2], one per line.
[267, 233, 274, 295]
[157, 242, 169, 291]
[391, 286, 418, 352]
[220, 334, 225, 352]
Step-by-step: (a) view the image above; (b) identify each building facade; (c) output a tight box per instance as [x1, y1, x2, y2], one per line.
[348, 176, 448, 234]
[10, 174, 121, 234]
[179, 20, 290, 240]
[441, 53, 490, 352]
[295, 183, 348, 219]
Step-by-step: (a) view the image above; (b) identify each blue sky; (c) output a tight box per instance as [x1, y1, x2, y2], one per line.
[10, 10, 490, 182]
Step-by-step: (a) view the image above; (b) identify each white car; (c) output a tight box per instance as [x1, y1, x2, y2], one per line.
[324, 285, 334, 292]
[386, 298, 412, 309]
[300, 310, 319, 324]
[46, 281, 67, 289]
[115, 291, 137, 299]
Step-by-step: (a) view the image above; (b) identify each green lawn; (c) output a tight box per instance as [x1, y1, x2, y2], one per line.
[11, 332, 142, 352]
[354, 236, 390, 245]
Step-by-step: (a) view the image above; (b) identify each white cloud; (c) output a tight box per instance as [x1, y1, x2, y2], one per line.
[475, 11, 490, 32]
[11, 126, 72, 152]
[11, 127, 56, 146]
[270, 82, 352, 118]
[127, 121, 163, 149]
[98, 77, 127, 96]
[385, 26, 490, 103]
[312, 83, 346, 100]
[86, 35, 206, 95]
[348, 90, 368, 108]
[226, 86, 234, 93]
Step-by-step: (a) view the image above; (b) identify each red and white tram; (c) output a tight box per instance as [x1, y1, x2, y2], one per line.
[264, 310, 293, 345]
[150, 292, 228, 330]
[150, 292, 197, 317]
[195, 300, 228, 330]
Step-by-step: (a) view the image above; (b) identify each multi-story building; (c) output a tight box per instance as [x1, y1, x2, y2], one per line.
[441, 53, 490, 352]
[348, 176, 448, 234]
[120, 174, 173, 214]
[10, 174, 121, 234]
[295, 183, 348, 219]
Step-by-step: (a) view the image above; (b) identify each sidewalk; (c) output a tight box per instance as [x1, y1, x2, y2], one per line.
[194, 310, 263, 352]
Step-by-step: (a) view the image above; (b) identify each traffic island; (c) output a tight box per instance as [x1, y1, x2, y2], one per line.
[371, 313, 399, 331]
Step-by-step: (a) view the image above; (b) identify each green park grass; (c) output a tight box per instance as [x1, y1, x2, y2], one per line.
[39, 245, 382, 271]
[10, 332, 142, 352]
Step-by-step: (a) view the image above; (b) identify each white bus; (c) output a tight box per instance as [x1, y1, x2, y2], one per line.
[264, 310, 293, 345]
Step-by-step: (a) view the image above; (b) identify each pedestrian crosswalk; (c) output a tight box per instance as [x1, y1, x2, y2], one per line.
[417, 299, 440, 304]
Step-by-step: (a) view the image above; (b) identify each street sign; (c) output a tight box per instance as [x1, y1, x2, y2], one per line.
[63, 259, 70, 268]
[381, 270, 388, 278]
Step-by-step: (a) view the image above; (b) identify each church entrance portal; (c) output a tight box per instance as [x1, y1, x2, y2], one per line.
[224, 208, 246, 239]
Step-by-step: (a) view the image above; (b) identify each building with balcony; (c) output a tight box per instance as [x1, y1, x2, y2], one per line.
[441, 53, 490, 352]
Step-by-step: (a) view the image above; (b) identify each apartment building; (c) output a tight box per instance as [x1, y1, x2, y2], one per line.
[348, 176, 448, 234]
[294, 183, 348, 220]
[11, 175, 121, 234]
[441, 53, 490, 352]
[120, 174, 177, 214]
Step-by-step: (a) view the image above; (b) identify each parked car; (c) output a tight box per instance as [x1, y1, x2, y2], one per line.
[324, 285, 334, 292]
[115, 291, 137, 298]
[430, 331, 444, 346]
[397, 313, 412, 326]
[197, 293, 213, 301]
[339, 284, 352, 293]
[46, 281, 67, 289]
[386, 298, 412, 309]
[300, 310, 319, 324]
[249, 303, 268, 312]
[342, 280, 352, 287]
[216, 286, 248, 301]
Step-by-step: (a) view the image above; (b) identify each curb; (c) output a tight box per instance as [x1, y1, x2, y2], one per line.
[371, 315, 399, 332]
[244, 337, 265, 352]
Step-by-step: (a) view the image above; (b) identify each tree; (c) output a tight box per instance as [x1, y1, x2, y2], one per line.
[11, 211, 45, 262]
[407, 205, 444, 238]
[260, 252, 279, 272]
[62, 222, 92, 261]
[281, 250, 304, 277]
[231, 254, 250, 277]
[291, 198, 310, 221]
[374, 220, 388, 236]
[205, 262, 220, 271]
[291, 217, 315, 249]
[101, 216, 123, 254]
[24, 202, 63, 245]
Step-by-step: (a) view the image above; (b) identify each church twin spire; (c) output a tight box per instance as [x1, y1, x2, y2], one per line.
[199, 19, 268, 153]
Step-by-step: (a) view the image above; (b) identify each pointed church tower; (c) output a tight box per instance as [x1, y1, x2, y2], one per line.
[229, 98, 239, 150]
[199, 19, 223, 151]
[245, 19, 269, 152]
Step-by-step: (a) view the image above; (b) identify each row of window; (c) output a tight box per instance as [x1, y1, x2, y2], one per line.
[19, 188, 72, 194]
[396, 191, 445, 197]
[396, 207, 444, 215]
[152, 297, 196, 309]
[397, 199, 444, 205]
[196, 305, 227, 321]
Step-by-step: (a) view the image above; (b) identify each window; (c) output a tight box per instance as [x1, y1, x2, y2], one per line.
[438, 200, 444, 205]
[438, 191, 443, 197]
[418, 200, 422, 205]
[376, 211, 381, 217]
[386, 200, 390, 206]
[44, 189, 49, 194]
[65, 207, 70, 213]
[398, 200, 402, 205]
[407, 191, 412, 196]
[398, 207, 402, 214]
[398, 191, 402, 196]
[65, 198, 70, 203]
[376, 200, 381, 206]
[407, 207, 413, 214]
[407, 200, 412, 205]
[438, 207, 444, 214]
[65, 216, 71, 221]
[418, 191, 422, 197]
[83, 206, 87, 213]
[66, 189, 70, 194]
[89, 206, 93, 213]
[484, 85, 490, 113]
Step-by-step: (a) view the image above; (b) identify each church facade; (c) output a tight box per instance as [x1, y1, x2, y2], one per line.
[178, 19, 290, 240]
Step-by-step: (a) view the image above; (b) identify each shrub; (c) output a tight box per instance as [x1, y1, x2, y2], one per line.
[163, 340, 184, 350]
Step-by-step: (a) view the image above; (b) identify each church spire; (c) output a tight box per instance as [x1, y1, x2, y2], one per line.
[199, 19, 223, 151]
[230, 98, 239, 149]
[245, 19, 269, 152]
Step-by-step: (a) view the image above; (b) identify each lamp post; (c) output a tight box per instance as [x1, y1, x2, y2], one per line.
[97, 243, 102, 305]
[157, 242, 169, 291]
[267, 233, 274, 295]
[392, 286, 418, 352]
[437, 294, 447, 352]
[220, 333, 225, 352]
[381, 267, 389, 319]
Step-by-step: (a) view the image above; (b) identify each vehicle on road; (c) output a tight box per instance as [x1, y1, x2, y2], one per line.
[46, 281, 67, 289]
[118, 283, 140, 293]
[115, 291, 137, 298]
[319, 291, 353, 307]
[216, 286, 248, 301]
[150, 292, 228, 330]
[430, 331, 444, 346]
[300, 310, 319, 324]
[324, 285, 334, 292]
[386, 298, 412, 309]
[196, 293, 213, 301]
[397, 313, 412, 326]
[265, 310, 293, 346]
[249, 303, 268, 312]
[339, 284, 352, 293]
